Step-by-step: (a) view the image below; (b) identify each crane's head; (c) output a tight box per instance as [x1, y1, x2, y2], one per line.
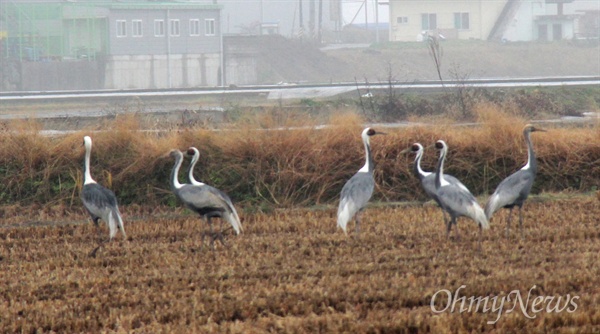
[435, 140, 447, 151]
[411, 143, 423, 153]
[400, 142, 423, 155]
[167, 149, 183, 160]
[361, 127, 386, 142]
[185, 147, 200, 158]
[83, 136, 92, 147]
[524, 124, 546, 133]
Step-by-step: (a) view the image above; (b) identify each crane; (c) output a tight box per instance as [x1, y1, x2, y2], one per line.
[434, 140, 489, 249]
[185, 146, 241, 235]
[404, 142, 470, 227]
[80, 136, 126, 257]
[168, 149, 242, 249]
[337, 127, 385, 234]
[485, 124, 546, 237]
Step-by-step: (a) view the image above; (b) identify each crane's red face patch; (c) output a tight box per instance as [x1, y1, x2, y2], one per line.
[411, 144, 420, 152]
[367, 128, 376, 136]
[187, 148, 196, 156]
[435, 142, 444, 149]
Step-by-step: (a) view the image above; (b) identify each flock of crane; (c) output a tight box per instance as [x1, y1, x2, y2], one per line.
[80, 124, 545, 254]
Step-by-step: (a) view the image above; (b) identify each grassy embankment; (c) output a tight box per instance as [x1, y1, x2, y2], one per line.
[0, 103, 598, 211]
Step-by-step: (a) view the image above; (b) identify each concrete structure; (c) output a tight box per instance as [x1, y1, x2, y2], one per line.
[388, 0, 598, 42]
[0, 1, 226, 91]
[104, 3, 222, 89]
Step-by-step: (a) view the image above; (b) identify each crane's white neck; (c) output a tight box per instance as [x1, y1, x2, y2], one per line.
[435, 145, 450, 188]
[188, 153, 205, 186]
[521, 129, 535, 171]
[358, 132, 372, 173]
[414, 148, 431, 178]
[171, 151, 184, 190]
[83, 138, 96, 185]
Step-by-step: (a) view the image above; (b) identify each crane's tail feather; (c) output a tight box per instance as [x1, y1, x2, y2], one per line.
[474, 205, 490, 230]
[224, 211, 242, 235]
[337, 203, 352, 234]
[484, 193, 501, 220]
[107, 211, 118, 240]
[111, 208, 126, 239]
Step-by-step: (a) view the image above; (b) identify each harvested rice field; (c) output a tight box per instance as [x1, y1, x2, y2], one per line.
[1, 196, 599, 333]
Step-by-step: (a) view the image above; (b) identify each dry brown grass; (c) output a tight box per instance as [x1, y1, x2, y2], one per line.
[0, 104, 598, 210]
[0, 196, 599, 333]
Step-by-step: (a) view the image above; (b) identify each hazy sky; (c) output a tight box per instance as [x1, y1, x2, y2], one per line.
[343, 0, 389, 24]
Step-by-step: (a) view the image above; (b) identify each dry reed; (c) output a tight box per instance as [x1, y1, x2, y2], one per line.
[0, 104, 598, 211]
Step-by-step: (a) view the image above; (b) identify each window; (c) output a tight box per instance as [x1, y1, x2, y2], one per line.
[454, 12, 470, 30]
[190, 19, 200, 36]
[154, 19, 165, 37]
[116, 20, 127, 37]
[396, 16, 408, 24]
[205, 19, 215, 36]
[132, 20, 143, 37]
[170, 19, 180, 36]
[421, 13, 437, 30]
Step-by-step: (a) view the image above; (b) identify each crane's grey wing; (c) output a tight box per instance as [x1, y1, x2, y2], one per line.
[205, 186, 243, 234]
[423, 173, 467, 205]
[178, 185, 242, 234]
[444, 174, 470, 192]
[421, 174, 438, 200]
[485, 170, 534, 218]
[178, 185, 227, 212]
[81, 183, 118, 217]
[337, 172, 375, 232]
[437, 185, 489, 228]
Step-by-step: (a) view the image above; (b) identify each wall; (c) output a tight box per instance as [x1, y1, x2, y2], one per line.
[107, 8, 221, 56]
[104, 53, 220, 89]
[19, 61, 103, 91]
[388, 0, 505, 41]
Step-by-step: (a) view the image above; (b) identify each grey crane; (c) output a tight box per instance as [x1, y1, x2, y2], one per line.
[434, 140, 489, 248]
[485, 124, 546, 237]
[185, 146, 241, 235]
[81, 136, 126, 256]
[337, 127, 385, 234]
[169, 149, 242, 249]
[405, 142, 470, 228]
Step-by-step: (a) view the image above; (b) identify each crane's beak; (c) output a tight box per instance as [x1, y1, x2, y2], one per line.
[400, 147, 411, 154]
[374, 130, 387, 136]
[532, 126, 547, 132]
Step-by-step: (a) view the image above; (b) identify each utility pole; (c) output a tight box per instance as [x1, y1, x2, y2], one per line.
[375, 0, 379, 43]
[318, 0, 323, 43]
[364, 0, 368, 31]
[309, 0, 315, 40]
[299, 0, 304, 40]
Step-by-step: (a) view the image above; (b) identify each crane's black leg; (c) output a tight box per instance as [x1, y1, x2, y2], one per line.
[200, 220, 207, 248]
[440, 208, 448, 225]
[208, 217, 216, 251]
[454, 220, 460, 240]
[446, 218, 453, 239]
[89, 219, 104, 258]
[505, 207, 514, 238]
[214, 219, 228, 248]
[478, 224, 483, 252]
[518, 205, 524, 238]
[355, 211, 362, 234]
